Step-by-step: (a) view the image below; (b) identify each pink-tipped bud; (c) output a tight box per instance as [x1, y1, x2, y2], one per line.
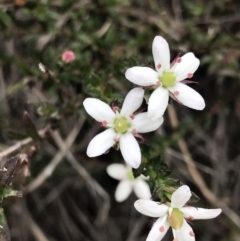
[61, 50, 76, 63]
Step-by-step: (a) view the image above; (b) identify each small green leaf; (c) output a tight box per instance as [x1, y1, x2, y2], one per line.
[0, 208, 11, 241]
[6, 79, 29, 96]
[0, 187, 22, 202]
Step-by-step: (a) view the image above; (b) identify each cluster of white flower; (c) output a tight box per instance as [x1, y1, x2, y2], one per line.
[83, 36, 221, 241]
[84, 36, 205, 167]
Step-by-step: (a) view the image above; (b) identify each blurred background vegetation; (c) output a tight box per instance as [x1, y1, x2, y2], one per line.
[0, 0, 240, 240]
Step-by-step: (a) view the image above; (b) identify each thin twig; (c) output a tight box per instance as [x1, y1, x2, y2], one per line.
[25, 211, 50, 241]
[167, 105, 240, 228]
[25, 116, 85, 193]
[51, 130, 110, 227]
[166, 148, 214, 175]
[0, 126, 50, 161]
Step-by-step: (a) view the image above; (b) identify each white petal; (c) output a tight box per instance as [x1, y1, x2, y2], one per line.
[106, 163, 128, 180]
[83, 98, 115, 122]
[134, 199, 169, 217]
[172, 219, 195, 241]
[173, 52, 200, 82]
[133, 179, 151, 199]
[146, 216, 170, 241]
[87, 129, 116, 157]
[152, 36, 170, 75]
[171, 185, 191, 208]
[181, 207, 222, 220]
[133, 113, 164, 133]
[115, 180, 132, 202]
[148, 87, 169, 120]
[125, 67, 159, 86]
[119, 133, 141, 169]
[121, 88, 144, 116]
[169, 82, 205, 110]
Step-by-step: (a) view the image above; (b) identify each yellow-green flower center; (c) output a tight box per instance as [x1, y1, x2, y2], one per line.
[161, 72, 176, 88]
[127, 170, 135, 180]
[114, 117, 129, 133]
[168, 208, 184, 230]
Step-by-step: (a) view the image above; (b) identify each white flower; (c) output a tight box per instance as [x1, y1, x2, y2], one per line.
[125, 36, 205, 120]
[134, 185, 222, 241]
[107, 163, 151, 202]
[83, 88, 163, 169]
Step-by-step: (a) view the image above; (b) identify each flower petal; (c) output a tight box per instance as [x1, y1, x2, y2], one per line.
[134, 199, 169, 217]
[181, 207, 222, 220]
[119, 133, 141, 169]
[115, 180, 132, 202]
[169, 82, 205, 110]
[172, 219, 195, 241]
[133, 179, 151, 199]
[152, 36, 170, 75]
[171, 185, 191, 208]
[173, 52, 200, 82]
[148, 87, 169, 120]
[106, 163, 128, 180]
[133, 112, 164, 133]
[146, 216, 170, 241]
[87, 129, 116, 157]
[83, 98, 115, 123]
[125, 67, 159, 86]
[121, 88, 144, 116]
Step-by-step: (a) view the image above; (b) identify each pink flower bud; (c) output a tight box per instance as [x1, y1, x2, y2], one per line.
[61, 50, 76, 63]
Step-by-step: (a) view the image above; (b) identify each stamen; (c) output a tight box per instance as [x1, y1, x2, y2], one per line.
[112, 106, 119, 112]
[187, 73, 193, 78]
[174, 91, 179, 96]
[157, 63, 162, 69]
[168, 215, 173, 219]
[129, 114, 135, 119]
[171, 93, 182, 105]
[131, 129, 137, 135]
[173, 239, 178, 241]
[159, 226, 165, 232]
[114, 138, 119, 142]
[170, 53, 182, 69]
[188, 215, 194, 220]
[189, 231, 195, 237]
[156, 81, 162, 86]
[101, 120, 108, 127]
[176, 57, 181, 63]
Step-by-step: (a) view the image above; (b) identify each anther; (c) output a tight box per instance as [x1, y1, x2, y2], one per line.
[189, 231, 195, 237]
[114, 138, 119, 142]
[112, 106, 119, 112]
[174, 91, 179, 96]
[176, 57, 181, 63]
[157, 63, 162, 69]
[101, 120, 108, 127]
[159, 226, 165, 232]
[157, 81, 162, 86]
[187, 73, 193, 78]
[188, 215, 194, 220]
[131, 129, 137, 135]
[173, 239, 178, 241]
[129, 114, 135, 119]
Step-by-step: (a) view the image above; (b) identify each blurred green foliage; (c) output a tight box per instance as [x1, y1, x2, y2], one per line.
[0, 0, 240, 240]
